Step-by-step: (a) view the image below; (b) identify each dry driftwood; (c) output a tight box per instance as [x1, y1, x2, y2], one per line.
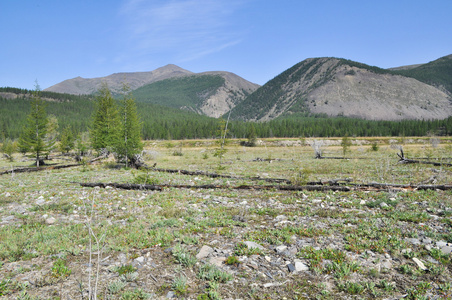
[78, 181, 452, 192]
[0, 153, 109, 176]
[79, 182, 351, 192]
[0, 163, 80, 176]
[151, 167, 291, 184]
[397, 148, 452, 167]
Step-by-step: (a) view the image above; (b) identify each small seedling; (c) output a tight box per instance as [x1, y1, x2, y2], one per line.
[224, 255, 240, 266]
[51, 259, 71, 278]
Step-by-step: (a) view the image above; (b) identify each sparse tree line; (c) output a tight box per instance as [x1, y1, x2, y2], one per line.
[1, 86, 451, 163]
[1, 83, 143, 167]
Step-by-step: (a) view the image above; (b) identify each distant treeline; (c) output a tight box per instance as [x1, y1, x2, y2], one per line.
[1, 87, 451, 141]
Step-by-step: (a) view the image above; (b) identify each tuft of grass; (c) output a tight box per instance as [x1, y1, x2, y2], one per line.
[172, 274, 188, 295]
[172, 244, 197, 267]
[197, 263, 233, 283]
[115, 264, 137, 275]
[108, 280, 126, 294]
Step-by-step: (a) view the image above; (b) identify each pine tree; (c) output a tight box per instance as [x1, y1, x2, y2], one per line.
[90, 83, 120, 153]
[17, 83, 55, 166]
[114, 84, 143, 167]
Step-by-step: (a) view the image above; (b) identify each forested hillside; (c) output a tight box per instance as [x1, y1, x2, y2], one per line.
[132, 75, 225, 113]
[1, 87, 451, 142]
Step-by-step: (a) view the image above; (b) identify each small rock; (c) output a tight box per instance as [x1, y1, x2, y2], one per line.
[406, 238, 421, 245]
[436, 241, 448, 248]
[287, 263, 296, 273]
[209, 257, 226, 267]
[379, 202, 388, 208]
[117, 253, 128, 264]
[2, 215, 15, 222]
[275, 215, 288, 222]
[166, 291, 176, 298]
[440, 246, 452, 255]
[421, 237, 432, 244]
[275, 245, 288, 254]
[45, 217, 56, 225]
[360, 200, 366, 205]
[294, 261, 309, 272]
[134, 256, 145, 264]
[245, 241, 265, 251]
[196, 245, 214, 260]
[380, 260, 392, 270]
[36, 198, 45, 205]
[425, 256, 439, 264]
[412, 257, 427, 270]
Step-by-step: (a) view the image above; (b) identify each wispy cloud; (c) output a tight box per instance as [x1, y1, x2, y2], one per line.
[119, 0, 247, 62]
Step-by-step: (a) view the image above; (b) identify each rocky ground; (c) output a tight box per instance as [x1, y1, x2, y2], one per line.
[0, 143, 451, 299]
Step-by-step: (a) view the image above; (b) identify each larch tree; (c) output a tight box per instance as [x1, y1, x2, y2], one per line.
[114, 83, 143, 168]
[59, 126, 75, 154]
[90, 83, 120, 154]
[18, 82, 55, 167]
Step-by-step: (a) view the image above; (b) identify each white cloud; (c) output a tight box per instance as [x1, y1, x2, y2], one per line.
[119, 0, 246, 62]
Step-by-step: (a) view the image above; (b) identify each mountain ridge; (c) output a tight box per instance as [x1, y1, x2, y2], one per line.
[44, 64, 194, 95]
[231, 56, 452, 121]
[42, 54, 452, 122]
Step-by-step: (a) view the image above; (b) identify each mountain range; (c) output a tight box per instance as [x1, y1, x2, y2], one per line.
[43, 54, 452, 121]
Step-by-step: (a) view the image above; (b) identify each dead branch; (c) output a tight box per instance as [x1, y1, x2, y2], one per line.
[397, 148, 452, 167]
[151, 167, 291, 184]
[79, 182, 350, 192]
[78, 181, 452, 192]
[0, 163, 80, 176]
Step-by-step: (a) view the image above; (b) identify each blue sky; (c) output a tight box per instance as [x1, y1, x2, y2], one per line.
[1, 0, 451, 90]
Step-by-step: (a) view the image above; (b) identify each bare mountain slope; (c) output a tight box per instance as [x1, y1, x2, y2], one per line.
[44, 64, 193, 95]
[232, 57, 452, 121]
[197, 71, 260, 117]
[308, 63, 451, 120]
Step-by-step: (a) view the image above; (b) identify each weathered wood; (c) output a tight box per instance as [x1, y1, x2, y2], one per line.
[151, 167, 291, 184]
[78, 182, 351, 192]
[396, 148, 452, 167]
[0, 163, 80, 176]
[416, 185, 452, 191]
[79, 182, 163, 191]
[79, 181, 452, 192]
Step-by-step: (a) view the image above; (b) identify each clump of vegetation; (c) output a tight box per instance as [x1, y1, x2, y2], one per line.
[224, 255, 240, 266]
[115, 264, 137, 275]
[132, 170, 160, 185]
[51, 259, 71, 278]
[371, 142, 379, 151]
[172, 244, 197, 267]
[1, 138, 17, 161]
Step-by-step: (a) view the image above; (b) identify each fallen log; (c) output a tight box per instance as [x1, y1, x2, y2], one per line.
[0, 163, 80, 176]
[151, 167, 291, 184]
[78, 181, 452, 192]
[79, 182, 351, 192]
[397, 148, 452, 167]
[416, 185, 452, 191]
[0, 153, 110, 176]
[79, 182, 163, 191]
